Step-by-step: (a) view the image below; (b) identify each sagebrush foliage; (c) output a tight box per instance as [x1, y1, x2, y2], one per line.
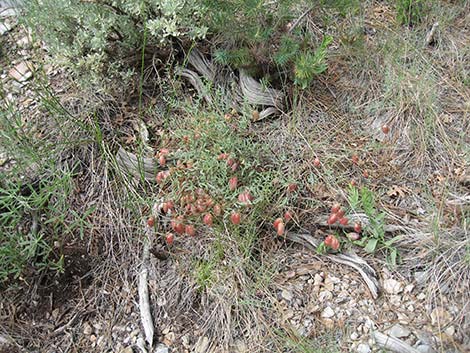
[25, 0, 332, 91]
[25, 0, 208, 90]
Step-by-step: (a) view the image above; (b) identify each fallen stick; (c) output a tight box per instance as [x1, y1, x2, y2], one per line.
[139, 236, 154, 348]
[373, 331, 421, 353]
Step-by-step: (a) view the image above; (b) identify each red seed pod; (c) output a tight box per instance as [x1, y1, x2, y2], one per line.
[203, 213, 213, 226]
[313, 157, 321, 167]
[230, 212, 241, 225]
[160, 148, 170, 156]
[363, 170, 369, 178]
[354, 222, 362, 233]
[213, 204, 222, 217]
[147, 217, 155, 227]
[174, 222, 185, 235]
[165, 233, 175, 245]
[382, 124, 390, 134]
[218, 153, 229, 160]
[284, 211, 293, 222]
[185, 224, 196, 237]
[324, 234, 340, 250]
[339, 217, 349, 226]
[352, 154, 359, 164]
[327, 213, 338, 225]
[347, 232, 361, 241]
[331, 203, 341, 214]
[273, 217, 283, 230]
[238, 191, 253, 204]
[287, 183, 298, 192]
[277, 221, 285, 236]
[336, 209, 345, 218]
[229, 177, 238, 191]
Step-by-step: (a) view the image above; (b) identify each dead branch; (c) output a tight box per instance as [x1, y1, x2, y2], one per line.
[373, 331, 421, 353]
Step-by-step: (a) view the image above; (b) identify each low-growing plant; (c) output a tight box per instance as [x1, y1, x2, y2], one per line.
[395, 0, 426, 26]
[348, 186, 399, 265]
[149, 105, 285, 251]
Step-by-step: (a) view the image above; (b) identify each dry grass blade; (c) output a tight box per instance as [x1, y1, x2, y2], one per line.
[285, 232, 379, 299]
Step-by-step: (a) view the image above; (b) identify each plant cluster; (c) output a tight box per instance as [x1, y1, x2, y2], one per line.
[146, 109, 284, 245]
[25, 0, 333, 91]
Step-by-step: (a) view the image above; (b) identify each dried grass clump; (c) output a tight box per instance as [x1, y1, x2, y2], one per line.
[401, 227, 470, 342]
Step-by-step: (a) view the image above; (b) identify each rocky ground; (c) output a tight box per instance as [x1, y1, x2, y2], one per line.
[1, 3, 468, 353]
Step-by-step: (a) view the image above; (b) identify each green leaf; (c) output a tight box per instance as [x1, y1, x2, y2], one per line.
[364, 238, 378, 253]
[384, 236, 400, 247]
[316, 242, 326, 254]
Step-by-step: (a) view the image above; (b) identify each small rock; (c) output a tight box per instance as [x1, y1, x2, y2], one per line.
[130, 328, 140, 338]
[417, 293, 426, 301]
[155, 344, 169, 353]
[0, 8, 19, 17]
[162, 331, 175, 346]
[8, 61, 33, 82]
[321, 318, 335, 329]
[414, 271, 427, 285]
[444, 325, 455, 337]
[51, 308, 60, 320]
[0, 21, 12, 35]
[430, 307, 451, 326]
[313, 273, 323, 286]
[195, 336, 210, 353]
[182, 335, 191, 348]
[233, 339, 247, 352]
[383, 278, 403, 295]
[416, 344, 435, 353]
[318, 290, 333, 302]
[0, 335, 12, 347]
[285, 270, 296, 279]
[282, 308, 294, 321]
[83, 322, 93, 335]
[89, 334, 97, 343]
[357, 343, 371, 353]
[16, 34, 32, 47]
[321, 306, 335, 318]
[324, 277, 337, 291]
[404, 284, 415, 293]
[350, 332, 359, 340]
[281, 289, 293, 301]
[387, 324, 411, 338]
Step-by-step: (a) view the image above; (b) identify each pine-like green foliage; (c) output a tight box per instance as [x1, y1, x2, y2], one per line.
[274, 35, 301, 67]
[294, 36, 332, 89]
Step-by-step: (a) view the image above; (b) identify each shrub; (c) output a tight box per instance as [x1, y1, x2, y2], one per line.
[25, 0, 333, 93]
[207, 1, 332, 88]
[24, 0, 208, 91]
